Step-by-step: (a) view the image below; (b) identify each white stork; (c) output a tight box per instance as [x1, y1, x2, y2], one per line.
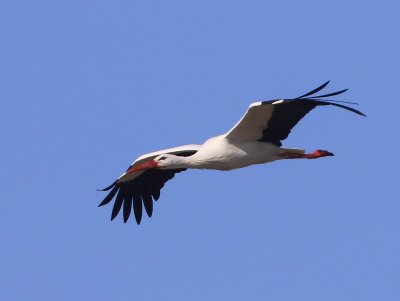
[99, 81, 365, 224]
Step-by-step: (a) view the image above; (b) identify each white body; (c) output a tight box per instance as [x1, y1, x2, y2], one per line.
[185, 135, 283, 170]
[117, 101, 309, 183]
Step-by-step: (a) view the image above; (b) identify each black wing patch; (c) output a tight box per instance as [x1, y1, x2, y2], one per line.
[259, 100, 319, 146]
[98, 150, 197, 224]
[259, 81, 365, 147]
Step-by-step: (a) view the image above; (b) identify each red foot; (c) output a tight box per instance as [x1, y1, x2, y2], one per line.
[305, 149, 334, 159]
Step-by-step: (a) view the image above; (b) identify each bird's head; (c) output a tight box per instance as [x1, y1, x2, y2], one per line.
[125, 154, 187, 175]
[153, 154, 183, 168]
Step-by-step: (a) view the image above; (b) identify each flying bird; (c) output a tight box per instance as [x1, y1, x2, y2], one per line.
[99, 81, 365, 224]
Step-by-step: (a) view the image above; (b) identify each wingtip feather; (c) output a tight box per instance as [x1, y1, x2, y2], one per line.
[97, 181, 117, 191]
[98, 186, 119, 207]
[310, 88, 348, 99]
[296, 81, 330, 99]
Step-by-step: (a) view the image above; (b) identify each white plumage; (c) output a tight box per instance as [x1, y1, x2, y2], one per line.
[99, 81, 365, 224]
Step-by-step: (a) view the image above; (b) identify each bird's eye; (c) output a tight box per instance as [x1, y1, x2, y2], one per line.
[159, 156, 167, 161]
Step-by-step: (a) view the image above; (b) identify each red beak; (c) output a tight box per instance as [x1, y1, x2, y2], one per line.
[126, 160, 158, 174]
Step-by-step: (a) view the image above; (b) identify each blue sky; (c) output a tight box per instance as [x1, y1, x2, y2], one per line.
[1, 0, 399, 300]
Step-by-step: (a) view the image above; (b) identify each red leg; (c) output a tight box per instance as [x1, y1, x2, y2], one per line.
[303, 149, 334, 159]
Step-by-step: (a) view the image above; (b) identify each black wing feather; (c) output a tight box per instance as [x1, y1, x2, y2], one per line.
[132, 187, 142, 225]
[122, 188, 133, 223]
[309, 89, 348, 99]
[111, 188, 125, 221]
[99, 150, 197, 224]
[260, 82, 365, 146]
[142, 193, 153, 217]
[295, 81, 330, 99]
[98, 185, 119, 207]
[152, 189, 160, 201]
[259, 101, 318, 146]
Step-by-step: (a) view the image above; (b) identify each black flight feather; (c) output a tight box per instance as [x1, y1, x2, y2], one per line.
[308, 88, 348, 99]
[260, 82, 365, 147]
[122, 188, 133, 223]
[111, 188, 124, 220]
[97, 181, 117, 192]
[142, 193, 153, 217]
[313, 100, 366, 116]
[296, 81, 330, 99]
[98, 185, 119, 207]
[132, 188, 142, 224]
[98, 150, 197, 224]
[260, 101, 317, 146]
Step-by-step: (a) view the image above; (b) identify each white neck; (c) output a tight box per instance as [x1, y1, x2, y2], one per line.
[161, 154, 209, 170]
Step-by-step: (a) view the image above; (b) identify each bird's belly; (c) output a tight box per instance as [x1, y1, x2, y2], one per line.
[195, 140, 280, 171]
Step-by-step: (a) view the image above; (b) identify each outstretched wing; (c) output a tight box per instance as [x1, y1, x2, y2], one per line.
[98, 145, 201, 224]
[225, 81, 365, 146]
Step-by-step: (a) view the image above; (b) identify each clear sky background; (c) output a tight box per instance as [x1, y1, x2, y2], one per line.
[1, 1, 399, 300]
